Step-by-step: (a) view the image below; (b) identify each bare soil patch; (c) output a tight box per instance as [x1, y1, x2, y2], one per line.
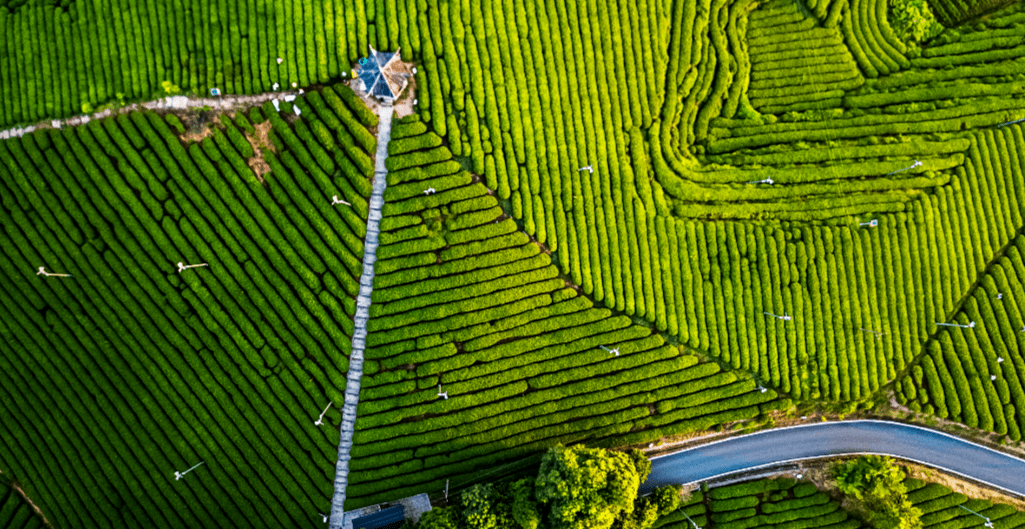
[245, 119, 274, 182]
[177, 113, 220, 144]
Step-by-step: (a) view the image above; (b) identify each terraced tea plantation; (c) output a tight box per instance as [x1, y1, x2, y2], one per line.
[0, 84, 375, 527]
[662, 478, 861, 529]
[655, 476, 1025, 529]
[3, 0, 1025, 525]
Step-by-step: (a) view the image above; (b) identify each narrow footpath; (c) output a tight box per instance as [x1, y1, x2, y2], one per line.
[329, 102, 393, 529]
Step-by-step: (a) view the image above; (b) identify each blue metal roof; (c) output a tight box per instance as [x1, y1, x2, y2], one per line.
[358, 49, 400, 99]
[351, 505, 406, 529]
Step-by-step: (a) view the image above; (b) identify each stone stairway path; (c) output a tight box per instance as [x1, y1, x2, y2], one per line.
[329, 102, 393, 529]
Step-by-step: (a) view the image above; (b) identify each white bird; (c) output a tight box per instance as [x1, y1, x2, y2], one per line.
[320, 513, 328, 523]
[277, 57, 284, 64]
[424, 187, 436, 195]
[272, 82, 280, 91]
[437, 384, 448, 400]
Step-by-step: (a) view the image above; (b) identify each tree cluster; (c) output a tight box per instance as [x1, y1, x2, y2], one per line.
[833, 456, 923, 529]
[417, 444, 683, 529]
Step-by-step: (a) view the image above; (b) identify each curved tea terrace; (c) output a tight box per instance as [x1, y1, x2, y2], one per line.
[640, 420, 1025, 497]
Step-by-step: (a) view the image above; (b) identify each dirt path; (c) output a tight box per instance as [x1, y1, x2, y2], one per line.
[0, 91, 299, 139]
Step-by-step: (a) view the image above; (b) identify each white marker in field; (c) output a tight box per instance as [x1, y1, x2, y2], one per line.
[424, 187, 436, 195]
[283, 94, 297, 102]
[174, 461, 205, 481]
[292, 82, 298, 88]
[331, 195, 351, 206]
[272, 99, 280, 112]
[745, 176, 774, 185]
[437, 385, 448, 400]
[578, 165, 593, 174]
[272, 82, 280, 91]
[599, 345, 619, 356]
[997, 293, 1003, 300]
[763, 311, 791, 321]
[177, 262, 209, 273]
[36, 266, 72, 278]
[294, 105, 302, 117]
[859, 219, 878, 228]
[314, 402, 332, 426]
[210, 87, 221, 96]
[936, 321, 975, 329]
[887, 160, 922, 176]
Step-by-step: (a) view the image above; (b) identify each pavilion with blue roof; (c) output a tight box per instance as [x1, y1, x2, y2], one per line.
[356, 47, 412, 104]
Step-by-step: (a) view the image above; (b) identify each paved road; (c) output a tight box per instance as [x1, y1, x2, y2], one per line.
[329, 102, 393, 529]
[639, 420, 1025, 497]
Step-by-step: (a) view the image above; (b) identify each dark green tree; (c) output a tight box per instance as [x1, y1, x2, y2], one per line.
[534, 445, 649, 529]
[511, 478, 542, 529]
[418, 505, 463, 529]
[462, 484, 499, 529]
[833, 456, 922, 529]
[616, 485, 684, 529]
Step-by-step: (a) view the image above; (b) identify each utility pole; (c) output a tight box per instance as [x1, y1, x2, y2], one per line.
[174, 461, 205, 481]
[886, 160, 922, 176]
[959, 504, 994, 528]
[936, 321, 975, 329]
[763, 311, 791, 322]
[36, 266, 72, 278]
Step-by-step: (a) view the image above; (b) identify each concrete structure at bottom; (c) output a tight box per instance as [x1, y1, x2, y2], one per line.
[340, 493, 432, 529]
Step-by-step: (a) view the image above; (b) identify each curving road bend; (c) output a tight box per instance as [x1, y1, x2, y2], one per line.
[639, 420, 1025, 497]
